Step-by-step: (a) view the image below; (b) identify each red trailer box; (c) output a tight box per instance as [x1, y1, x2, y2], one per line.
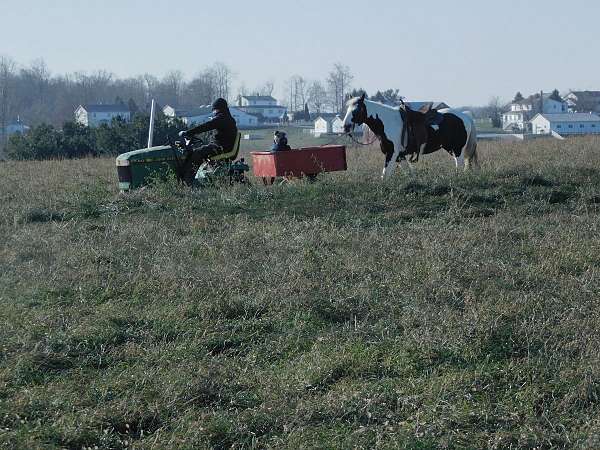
[251, 145, 347, 181]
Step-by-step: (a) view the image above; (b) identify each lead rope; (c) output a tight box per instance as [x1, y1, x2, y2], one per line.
[318, 131, 378, 148]
[348, 131, 378, 146]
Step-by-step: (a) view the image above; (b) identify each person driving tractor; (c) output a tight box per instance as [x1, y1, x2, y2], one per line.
[179, 97, 238, 184]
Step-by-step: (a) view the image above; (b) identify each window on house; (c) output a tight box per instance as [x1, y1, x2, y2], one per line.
[569, 124, 573, 128]
[557, 125, 562, 129]
[580, 124, 585, 128]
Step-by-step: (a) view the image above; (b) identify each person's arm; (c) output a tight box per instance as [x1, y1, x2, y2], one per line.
[186, 115, 222, 137]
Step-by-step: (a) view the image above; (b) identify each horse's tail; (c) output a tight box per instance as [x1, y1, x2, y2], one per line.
[464, 118, 479, 170]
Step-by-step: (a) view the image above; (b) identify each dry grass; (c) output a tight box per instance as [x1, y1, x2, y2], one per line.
[1, 136, 600, 449]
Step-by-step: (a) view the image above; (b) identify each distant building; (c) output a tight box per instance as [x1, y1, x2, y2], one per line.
[163, 105, 259, 129]
[237, 95, 287, 123]
[314, 114, 339, 135]
[4, 118, 30, 135]
[564, 91, 600, 114]
[229, 107, 260, 128]
[502, 92, 568, 132]
[314, 114, 362, 136]
[163, 105, 212, 126]
[75, 104, 131, 127]
[530, 113, 600, 136]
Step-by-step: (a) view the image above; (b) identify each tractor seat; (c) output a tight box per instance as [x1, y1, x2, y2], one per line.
[211, 132, 241, 163]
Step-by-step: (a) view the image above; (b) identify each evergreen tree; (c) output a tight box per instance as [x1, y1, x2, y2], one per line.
[61, 121, 96, 158]
[550, 89, 562, 102]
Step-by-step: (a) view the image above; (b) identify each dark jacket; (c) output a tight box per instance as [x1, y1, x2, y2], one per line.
[187, 109, 238, 151]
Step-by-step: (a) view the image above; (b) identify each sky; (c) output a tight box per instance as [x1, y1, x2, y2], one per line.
[1, 0, 599, 106]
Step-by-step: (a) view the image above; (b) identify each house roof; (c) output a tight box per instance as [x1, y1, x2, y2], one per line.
[535, 113, 600, 123]
[229, 107, 259, 118]
[182, 106, 213, 117]
[567, 91, 600, 99]
[242, 95, 277, 102]
[238, 104, 286, 110]
[164, 105, 260, 120]
[315, 113, 340, 122]
[80, 104, 131, 113]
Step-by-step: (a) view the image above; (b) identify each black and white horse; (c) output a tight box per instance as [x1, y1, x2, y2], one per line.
[342, 94, 479, 179]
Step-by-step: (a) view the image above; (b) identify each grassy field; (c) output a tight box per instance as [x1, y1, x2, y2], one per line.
[1, 136, 600, 449]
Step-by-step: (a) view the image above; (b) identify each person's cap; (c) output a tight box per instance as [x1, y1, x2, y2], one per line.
[212, 98, 228, 110]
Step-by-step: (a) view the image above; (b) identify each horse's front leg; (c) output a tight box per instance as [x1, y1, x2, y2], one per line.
[381, 140, 412, 180]
[382, 141, 405, 179]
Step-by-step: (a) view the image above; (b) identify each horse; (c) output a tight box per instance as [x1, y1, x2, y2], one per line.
[342, 94, 479, 179]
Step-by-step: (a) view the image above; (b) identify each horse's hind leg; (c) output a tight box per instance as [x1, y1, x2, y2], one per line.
[454, 152, 465, 170]
[464, 142, 479, 171]
[396, 158, 415, 174]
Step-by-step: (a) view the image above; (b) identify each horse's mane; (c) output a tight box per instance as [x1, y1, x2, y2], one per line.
[364, 99, 400, 111]
[346, 96, 400, 112]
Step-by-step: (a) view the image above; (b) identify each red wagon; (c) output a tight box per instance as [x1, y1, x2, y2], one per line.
[251, 145, 347, 184]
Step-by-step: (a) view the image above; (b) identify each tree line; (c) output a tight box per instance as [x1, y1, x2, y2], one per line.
[5, 114, 185, 160]
[0, 56, 236, 152]
[0, 56, 365, 130]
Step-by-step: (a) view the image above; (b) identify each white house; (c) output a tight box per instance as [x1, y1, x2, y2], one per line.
[237, 95, 287, 123]
[239, 95, 277, 107]
[314, 114, 338, 135]
[530, 113, 600, 136]
[502, 93, 568, 132]
[564, 91, 600, 114]
[163, 105, 259, 128]
[314, 114, 362, 136]
[229, 107, 259, 128]
[75, 104, 131, 127]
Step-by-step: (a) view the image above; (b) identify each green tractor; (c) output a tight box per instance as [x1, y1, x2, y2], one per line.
[116, 132, 249, 191]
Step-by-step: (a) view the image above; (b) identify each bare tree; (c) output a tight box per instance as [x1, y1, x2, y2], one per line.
[72, 70, 114, 105]
[143, 73, 159, 108]
[185, 69, 219, 106]
[0, 56, 16, 148]
[161, 70, 185, 106]
[327, 63, 353, 114]
[210, 62, 233, 101]
[258, 80, 275, 96]
[23, 59, 50, 106]
[286, 75, 308, 112]
[308, 80, 327, 114]
[487, 96, 503, 128]
[295, 76, 307, 110]
[113, 76, 148, 112]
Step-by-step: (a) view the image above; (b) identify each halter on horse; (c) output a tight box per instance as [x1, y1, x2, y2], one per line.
[342, 94, 479, 179]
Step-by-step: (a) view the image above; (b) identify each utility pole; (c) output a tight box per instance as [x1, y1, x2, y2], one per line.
[147, 99, 156, 148]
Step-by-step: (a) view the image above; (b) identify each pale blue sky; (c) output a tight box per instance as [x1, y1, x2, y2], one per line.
[1, 0, 599, 105]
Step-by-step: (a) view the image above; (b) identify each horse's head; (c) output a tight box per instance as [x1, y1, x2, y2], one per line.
[342, 93, 368, 133]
